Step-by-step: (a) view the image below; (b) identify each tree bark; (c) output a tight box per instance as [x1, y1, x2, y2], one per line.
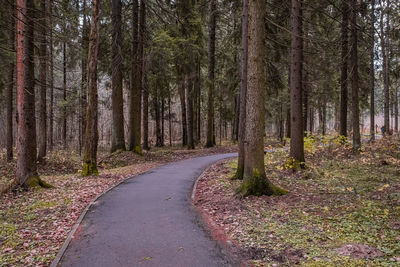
[187, 75, 195, 149]
[234, 0, 248, 180]
[82, 0, 100, 176]
[206, 0, 216, 148]
[80, 0, 89, 155]
[111, 0, 125, 152]
[143, 73, 150, 150]
[168, 91, 172, 146]
[350, 0, 360, 150]
[239, 0, 286, 197]
[380, 0, 390, 134]
[49, 0, 54, 150]
[178, 70, 187, 146]
[16, 0, 38, 185]
[339, 0, 349, 137]
[154, 88, 162, 147]
[38, 0, 47, 162]
[129, 0, 141, 153]
[370, 0, 375, 140]
[289, 0, 305, 163]
[63, 40, 67, 149]
[6, 0, 15, 162]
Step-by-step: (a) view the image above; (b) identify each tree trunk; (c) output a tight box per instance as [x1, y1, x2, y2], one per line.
[339, 0, 349, 137]
[63, 41, 67, 149]
[129, 0, 141, 153]
[370, 0, 375, 140]
[80, 0, 89, 155]
[187, 75, 195, 149]
[143, 73, 150, 150]
[234, 0, 248, 180]
[380, 0, 390, 134]
[111, 0, 125, 152]
[350, 0, 360, 150]
[178, 71, 187, 146]
[82, 0, 100, 176]
[38, 0, 47, 163]
[154, 88, 162, 147]
[289, 0, 305, 163]
[206, 0, 216, 148]
[168, 91, 172, 146]
[161, 98, 165, 146]
[6, 0, 15, 162]
[239, 0, 286, 197]
[16, 0, 38, 186]
[49, 0, 54, 150]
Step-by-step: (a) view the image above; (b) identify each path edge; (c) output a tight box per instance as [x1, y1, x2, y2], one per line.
[50, 167, 156, 267]
[190, 156, 252, 267]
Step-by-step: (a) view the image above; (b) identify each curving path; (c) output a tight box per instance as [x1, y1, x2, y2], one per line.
[57, 153, 239, 267]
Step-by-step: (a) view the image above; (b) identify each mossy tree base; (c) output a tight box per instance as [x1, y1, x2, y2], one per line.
[237, 175, 287, 197]
[134, 145, 142, 155]
[231, 166, 244, 180]
[82, 163, 99, 177]
[25, 176, 54, 189]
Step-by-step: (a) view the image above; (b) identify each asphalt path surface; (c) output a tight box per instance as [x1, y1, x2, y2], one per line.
[59, 153, 239, 267]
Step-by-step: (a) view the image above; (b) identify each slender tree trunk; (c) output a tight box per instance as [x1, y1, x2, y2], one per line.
[197, 61, 201, 143]
[187, 75, 195, 149]
[154, 88, 162, 147]
[168, 91, 172, 146]
[16, 0, 38, 185]
[38, 0, 47, 162]
[339, 0, 349, 137]
[80, 0, 89, 155]
[178, 71, 187, 146]
[206, 0, 216, 147]
[49, 0, 54, 150]
[234, 0, 248, 180]
[289, 0, 305, 163]
[161, 98, 165, 146]
[63, 41, 67, 149]
[82, 0, 100, 176]
[370, 0, 375, 140]
[239, 0, 286, 197]
[6, 0, 15, 162]
[129, 0, 141, 153]
[380, 1, 389, 134]
[350, 0, 360, 150]
[143, 74, 149, 150]
[395, 86, 398, 132]
[111, 0, 125, 152]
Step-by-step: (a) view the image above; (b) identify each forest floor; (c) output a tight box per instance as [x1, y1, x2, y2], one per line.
[0, 143, 236, 266]
[194, 135, 400, 266]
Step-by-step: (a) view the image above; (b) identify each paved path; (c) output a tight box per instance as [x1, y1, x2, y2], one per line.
[59, 153, 239, 267]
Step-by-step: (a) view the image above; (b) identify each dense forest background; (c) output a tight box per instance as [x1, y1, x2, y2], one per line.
[0, 0, 399, 185]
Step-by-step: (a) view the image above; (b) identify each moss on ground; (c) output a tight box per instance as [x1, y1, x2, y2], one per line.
[206, 137, 400, 266]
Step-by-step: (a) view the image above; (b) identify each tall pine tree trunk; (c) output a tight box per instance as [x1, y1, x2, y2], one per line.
[49, 0, 54, 150]
[350, 0, 360, 150]
[80, 0, 89, 155]
[82, 0, 100, 176]
[187, 75, 195, 149]
[129, 0, 141, 153]
[143, 73, 150, 150]
[16, 0, 38, 185]
[6, 0, 15, 162]
[370, 0, 375, 140]
[178, 70, 187, 146]
[380, 1, 389, 134]
[38, 0, 47, 162]
[339, 0, 349, 137]
[111, 0, 125, 152]
[63, 41, 67, 149]
[206, 0, 216, 147]
[289, 0, 305, 163]
[234, 0, 248, 180]
[239, 0, 286, 197]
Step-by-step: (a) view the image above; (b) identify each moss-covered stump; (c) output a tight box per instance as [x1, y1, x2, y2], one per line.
[25, 176, 54, 189]
[237, 175, 287, 197]
[82, 162, 99, 177]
